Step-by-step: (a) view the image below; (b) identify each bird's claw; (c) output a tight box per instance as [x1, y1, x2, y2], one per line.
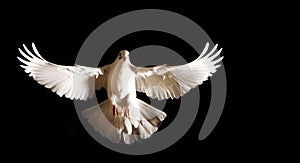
[125, 108, 129, 118]
[113, 105, 118, 117]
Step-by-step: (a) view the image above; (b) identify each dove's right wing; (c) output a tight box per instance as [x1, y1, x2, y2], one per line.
[17, 43, 108, 101]
[135, 42, 223, 100]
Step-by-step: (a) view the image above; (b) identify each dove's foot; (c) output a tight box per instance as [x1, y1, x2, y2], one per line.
[125, 108, 129, 118]
[113, 105, 118, 117]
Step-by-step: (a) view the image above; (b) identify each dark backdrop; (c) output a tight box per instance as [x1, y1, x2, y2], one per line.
[12, 2, 283, 162]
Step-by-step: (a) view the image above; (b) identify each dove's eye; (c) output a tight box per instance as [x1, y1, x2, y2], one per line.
[118, 53, 121, 57]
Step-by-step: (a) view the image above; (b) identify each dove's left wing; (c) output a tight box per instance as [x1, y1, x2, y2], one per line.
[17, 43, 106, 101]
[135, 43, 223, 100]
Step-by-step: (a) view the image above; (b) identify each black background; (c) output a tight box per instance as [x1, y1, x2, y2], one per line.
[12, 2, 293, 162]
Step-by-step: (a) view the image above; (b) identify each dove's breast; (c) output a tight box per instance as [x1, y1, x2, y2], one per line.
[108, 62, 136, 106]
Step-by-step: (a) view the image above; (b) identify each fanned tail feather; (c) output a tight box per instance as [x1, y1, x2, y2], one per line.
[82, 98, 166, 144]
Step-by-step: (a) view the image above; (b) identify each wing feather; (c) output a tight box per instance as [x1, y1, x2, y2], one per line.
[17, 43, 107, 101]
[135, 42, 223, 100]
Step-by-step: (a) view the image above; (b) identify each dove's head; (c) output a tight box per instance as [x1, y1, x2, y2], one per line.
[117, 50, 129, 62]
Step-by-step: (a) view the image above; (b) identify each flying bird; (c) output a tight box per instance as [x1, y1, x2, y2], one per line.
[17, 42, 223, 144]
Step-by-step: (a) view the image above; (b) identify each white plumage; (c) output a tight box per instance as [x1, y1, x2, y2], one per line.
[17, 42, 223, 144]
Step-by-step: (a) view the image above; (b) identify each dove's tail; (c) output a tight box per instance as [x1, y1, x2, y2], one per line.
[122, 98, 167, 144]
[82, 100, 122, 143]
[82, 99, 167, 144]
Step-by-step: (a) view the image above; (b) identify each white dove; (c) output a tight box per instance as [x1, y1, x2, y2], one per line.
[17, 42, 223, 144]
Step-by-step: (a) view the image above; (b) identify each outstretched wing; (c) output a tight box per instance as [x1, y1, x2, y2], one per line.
[17, 43, 107, 100]
[135, 42, 223, 100]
